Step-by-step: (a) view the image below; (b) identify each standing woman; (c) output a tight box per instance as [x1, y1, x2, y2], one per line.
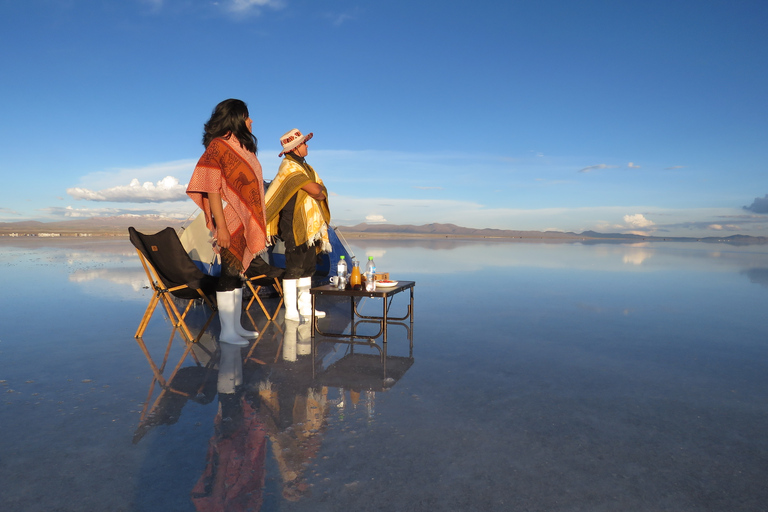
[187, 99, 268, 346]
[265, 128, 331, 321]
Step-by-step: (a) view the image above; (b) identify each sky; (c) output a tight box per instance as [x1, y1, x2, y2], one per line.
[1, 0, 767, 237]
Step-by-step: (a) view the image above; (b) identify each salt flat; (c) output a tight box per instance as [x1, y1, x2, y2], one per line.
[1, 237, 767, 511]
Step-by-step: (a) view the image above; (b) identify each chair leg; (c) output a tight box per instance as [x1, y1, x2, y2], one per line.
[245, 279, 271, 319]
[135, 291, 162, 338]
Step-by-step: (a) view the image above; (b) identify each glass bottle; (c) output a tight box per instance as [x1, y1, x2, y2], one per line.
[349, 259, 362, 290]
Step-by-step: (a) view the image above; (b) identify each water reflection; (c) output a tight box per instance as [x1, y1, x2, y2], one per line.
[742, 267, 768, 288]
[31, 238, 768, 298]
[4, 238, 768, 511]
[133, 293, 414, 509]
[344, 237, 768, 276]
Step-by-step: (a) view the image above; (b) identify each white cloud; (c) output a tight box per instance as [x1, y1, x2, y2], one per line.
[628, 162, 641, 168]
[623, 213, 655, 229]
[43, 205, 190, 219]
[329, 12, 355, 26]
[225, 0, 283, 14]
[365, 214, 387, 223]
[578, 164, 617, 173]
[67, 176, 188, 203]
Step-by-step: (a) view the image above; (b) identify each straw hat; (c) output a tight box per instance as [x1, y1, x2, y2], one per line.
[278, 128, 313, 156]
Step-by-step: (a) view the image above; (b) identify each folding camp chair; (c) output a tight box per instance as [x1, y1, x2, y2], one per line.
[244, 255, 285, 321]
[129, 226, 218, 343]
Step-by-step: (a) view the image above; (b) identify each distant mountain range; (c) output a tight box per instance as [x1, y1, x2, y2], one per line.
[0, 216, 185, 235]
[1, 217, 766, 244]
[337, 222, 768, 244]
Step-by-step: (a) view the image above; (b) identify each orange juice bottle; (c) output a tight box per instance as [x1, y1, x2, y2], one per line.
[349, 260, 362, 289]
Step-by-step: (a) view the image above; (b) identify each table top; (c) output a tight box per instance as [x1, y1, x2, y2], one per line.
[311, 280, 415, 298]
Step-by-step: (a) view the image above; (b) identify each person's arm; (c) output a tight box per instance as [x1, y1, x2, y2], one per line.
[301, 182, 326, 201]
[208, 192, 231, 248]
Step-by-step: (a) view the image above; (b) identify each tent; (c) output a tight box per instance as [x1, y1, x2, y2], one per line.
[178, 211, 354, 278]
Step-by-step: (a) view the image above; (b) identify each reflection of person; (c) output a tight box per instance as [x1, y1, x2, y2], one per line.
[257, 380, 328, 500]
[281, 319, 312, 362]
[187, 99, 268, 346]
[191, 344, 267, 511]
[265, 129, 331, 321]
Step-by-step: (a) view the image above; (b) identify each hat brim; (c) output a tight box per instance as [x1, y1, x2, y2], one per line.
[279, 132, 314, 156]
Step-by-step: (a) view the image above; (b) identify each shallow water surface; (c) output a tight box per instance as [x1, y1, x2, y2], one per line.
[1, 237, 767, 511]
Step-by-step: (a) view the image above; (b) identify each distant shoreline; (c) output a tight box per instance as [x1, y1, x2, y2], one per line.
[2, 231, 767, 246]
[1, 219, 767, 245]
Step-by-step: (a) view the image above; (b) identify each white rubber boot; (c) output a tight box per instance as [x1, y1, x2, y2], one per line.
[298, 276, 325, 318]
[233, 286, 258, 338]
[216, 291, 250, 347]
[283, 279, 300, 321]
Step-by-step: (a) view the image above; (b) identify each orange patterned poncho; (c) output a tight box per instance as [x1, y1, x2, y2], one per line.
[186, 136, 267, 270]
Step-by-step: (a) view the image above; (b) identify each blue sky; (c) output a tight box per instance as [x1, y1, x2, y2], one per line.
[1, 0, 767, 237]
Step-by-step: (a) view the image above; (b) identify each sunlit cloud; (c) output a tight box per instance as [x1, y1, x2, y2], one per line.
[67, 176, 188, 203]
[708, 224, 741, 231]
[743, 194, 768, 214]
[365, 214, 387, 223]
[628, 162, 641, 168]
[623, 213, 655, 229]
[578, 164, 618, 173]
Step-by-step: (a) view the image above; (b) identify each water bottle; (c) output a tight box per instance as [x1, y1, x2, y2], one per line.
[365, 256, 376, 291]
[336, 255, 348, 290]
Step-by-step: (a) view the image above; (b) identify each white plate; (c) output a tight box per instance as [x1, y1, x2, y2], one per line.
[375, 280, 398, 287]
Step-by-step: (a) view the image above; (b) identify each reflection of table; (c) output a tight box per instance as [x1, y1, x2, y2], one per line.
[310, 281, 415, 380]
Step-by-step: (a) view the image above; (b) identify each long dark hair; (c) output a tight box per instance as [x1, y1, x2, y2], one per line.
[202, 99, 258, 153]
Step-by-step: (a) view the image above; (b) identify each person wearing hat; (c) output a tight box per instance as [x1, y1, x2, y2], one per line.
[265, 129, 331, 321]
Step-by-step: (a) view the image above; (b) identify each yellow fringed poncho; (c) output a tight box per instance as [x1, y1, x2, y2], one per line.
[265, 154, 331, 253]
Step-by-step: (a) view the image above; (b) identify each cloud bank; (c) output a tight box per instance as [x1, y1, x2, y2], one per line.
[67, 176, 188, 203]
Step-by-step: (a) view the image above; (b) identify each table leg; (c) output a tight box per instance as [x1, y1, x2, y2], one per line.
[382, 294, 388, 344]
[311, 294, 316, 340]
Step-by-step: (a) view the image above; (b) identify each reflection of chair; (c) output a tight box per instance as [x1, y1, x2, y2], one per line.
[133, 345, 219, 444]
[129, 227, 218, 343]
